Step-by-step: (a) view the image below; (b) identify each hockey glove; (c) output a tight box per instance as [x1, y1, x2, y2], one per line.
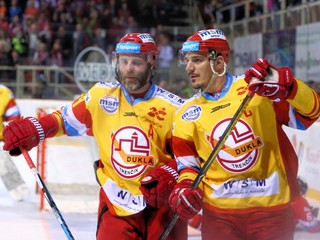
[169, 179, 203, 221]
[140, 161, 178, 208]
[3, 115, 57, 156]
[244, 58, 294, 102]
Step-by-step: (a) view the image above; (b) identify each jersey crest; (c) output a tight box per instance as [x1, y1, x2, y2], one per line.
[111, 126, 155, 179]
[208, 117, 263, 173]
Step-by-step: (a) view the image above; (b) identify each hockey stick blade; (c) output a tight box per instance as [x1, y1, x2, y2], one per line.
[159, 90, 255, 240]
[20, 148, 75, 240]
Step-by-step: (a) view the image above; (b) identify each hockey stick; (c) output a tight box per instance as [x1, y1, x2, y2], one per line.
[20, 147, 75, 240]
[159, 90, 255, 240]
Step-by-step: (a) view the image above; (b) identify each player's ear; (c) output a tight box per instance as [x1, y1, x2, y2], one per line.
[215, 55, 225, 72]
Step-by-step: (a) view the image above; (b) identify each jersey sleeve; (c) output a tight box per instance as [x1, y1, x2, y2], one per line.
[3, 88, 20, 122]
[43, 93, 94, 138]
[244, 77, 319, 131]
[288, 79, 320, 117]
[59, 93, 93, 136]
[172, 110, 201, 182]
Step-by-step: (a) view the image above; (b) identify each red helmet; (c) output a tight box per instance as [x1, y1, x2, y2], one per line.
[112, 33, 158, 69]
[179, 29, 230, 64]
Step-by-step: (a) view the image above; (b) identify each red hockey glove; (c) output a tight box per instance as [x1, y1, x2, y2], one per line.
[3, 114, 58, 156]
[140, 162, 178, 208]
[244, 58, 294, 102]
[3, 117, 45, 156]
[169, 179, 203, 221]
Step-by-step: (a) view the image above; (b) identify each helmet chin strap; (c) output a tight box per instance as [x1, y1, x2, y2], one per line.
[202, 61, 227, 93]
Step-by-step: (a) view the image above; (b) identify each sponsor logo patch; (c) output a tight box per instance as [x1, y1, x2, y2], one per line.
[181, 105, 202, 121]
[100, 95, 119, 114]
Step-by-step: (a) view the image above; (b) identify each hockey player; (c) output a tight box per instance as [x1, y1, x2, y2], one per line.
[0, 85, 20, 143]
[292, 177, 320, 233]
[2, 33, 187, 239]
[168, 29, 320, 240]
[0, 84, 29, 201]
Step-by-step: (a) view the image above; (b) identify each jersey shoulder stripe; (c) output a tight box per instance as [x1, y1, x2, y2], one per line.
[153, 86, 185, 107]
[95, 81, 121, 89]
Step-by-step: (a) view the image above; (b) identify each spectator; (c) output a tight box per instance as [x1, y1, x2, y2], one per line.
[156, 31, 175, 83]
[125, 15, 138, 34]
[0, 30, 10, 80]
[0, 0, 7, 19]
[91, 27, 105, 49]
[0, 14, 9, 32]
[99, 6, 113, 31]
[30, 41, 49, 98]
[8, 15, 22, 38]
[73, 22, 91, 57]
[26, 22, 40, 60]
[24, 0, 40, 22]
[136, 2, 156, 28]
[86, 7, 101, 37]
[52, 0, 74, 28]
[10, 25, 28, 59]
[107, 17, 125, 49]
[117, 1, 132, 20]
[8, 49, 23, 81]
[36, 11, 52, 44]
[52, 25, 73, 66]
[32, 41, 49, 66]
[8, 0, 22, 23]
[0, 29, 11, 55]
[50, 39, 63, 67]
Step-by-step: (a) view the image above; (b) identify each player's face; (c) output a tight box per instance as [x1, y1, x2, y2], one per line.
[183, 52, 212, 90]
[118, 54, 150, 92]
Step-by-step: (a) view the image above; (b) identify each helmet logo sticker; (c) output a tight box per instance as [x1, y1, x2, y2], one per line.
[182, 41, 200, 52]
[116, 43, 141, 53]
[138, 33, 155, 43]
[198, 29, 227, 41]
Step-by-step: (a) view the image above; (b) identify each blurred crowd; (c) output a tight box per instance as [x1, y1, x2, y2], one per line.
[197, 0, 316, 29]
[0, 0, 188, 68]
[0, 0, 198, 98]
[0, 0, 319, 98]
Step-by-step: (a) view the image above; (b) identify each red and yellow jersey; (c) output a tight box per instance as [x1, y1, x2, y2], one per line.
[173, 73, 320, 213]
[51, 81, 184, 216]
[0, 84, 20, 140]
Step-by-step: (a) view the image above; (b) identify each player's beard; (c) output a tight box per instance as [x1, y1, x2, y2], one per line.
[119, 68, 150, 92]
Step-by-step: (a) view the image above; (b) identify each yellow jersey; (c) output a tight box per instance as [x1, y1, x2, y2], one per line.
[172, 73, 320, 213]
[52, 81, 184, 216]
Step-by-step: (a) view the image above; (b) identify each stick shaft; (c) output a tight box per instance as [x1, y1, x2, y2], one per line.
[21, 148, 75, 240]
[159, 91, 255, 240]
